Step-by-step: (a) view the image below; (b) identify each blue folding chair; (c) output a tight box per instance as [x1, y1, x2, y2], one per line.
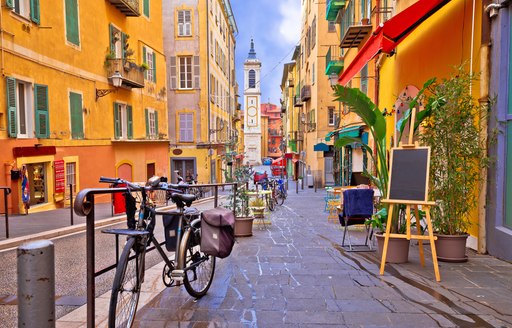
[339, 189, 374, 251]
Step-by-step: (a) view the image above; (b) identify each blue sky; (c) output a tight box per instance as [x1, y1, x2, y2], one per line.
[230, 0, 301, 108]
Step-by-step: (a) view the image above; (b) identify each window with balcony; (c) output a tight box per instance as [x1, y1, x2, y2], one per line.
[178, 10, 191, 36]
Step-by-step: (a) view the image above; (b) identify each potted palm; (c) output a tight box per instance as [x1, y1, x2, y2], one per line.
[249, 197, 266, 218]
[418, 68, 489, 262]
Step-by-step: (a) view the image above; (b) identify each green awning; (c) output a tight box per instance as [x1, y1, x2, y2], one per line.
[325, 125, 362, 141]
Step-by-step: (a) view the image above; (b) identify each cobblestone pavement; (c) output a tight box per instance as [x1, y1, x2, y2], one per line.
[123, 182, 512, 328]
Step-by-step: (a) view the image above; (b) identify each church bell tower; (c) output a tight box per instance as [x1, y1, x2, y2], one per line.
[243, 39, 262, 165]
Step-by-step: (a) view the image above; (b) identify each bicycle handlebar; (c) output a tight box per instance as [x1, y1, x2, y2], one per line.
[99, 176, 186, 193]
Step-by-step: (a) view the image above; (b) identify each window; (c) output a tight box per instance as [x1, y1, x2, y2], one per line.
[65, 0, 80, 46]
[328, 106, 337, 126]
[6, 77, 49, 139]
[109, 24, 125, 59]
[328, 21, 336, 33]
[114, 103, 133, 139]
[143, 0, 150, 18]
[65, 162, 76, 194]
[361, 0, 371, 20]
[143, 47, 156, 82]
[360, 64, 368, 95]
[145, 108, 158, 139]
[178, 10, 191, 36]
[312, 63, 315, 85]
[8, 0, 39, 24]
[179, 113, 193, 142]
[248, 70, 256, 89]
[69, 92, 83, 139]
[178, 56, 192, 89]
[311, 17, 316, 49]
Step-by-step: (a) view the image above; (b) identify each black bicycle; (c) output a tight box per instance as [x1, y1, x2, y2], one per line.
[100, 176, 216, 328]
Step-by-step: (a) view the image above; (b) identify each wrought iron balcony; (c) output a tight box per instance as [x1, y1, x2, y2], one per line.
[326, 0, 346, 21]
[106, 59, 145, 88]
[325, 45, 344, 76]
[108, 0, 140, 17]
[300, 85, 311, 102]
[339, 1, 372, 48]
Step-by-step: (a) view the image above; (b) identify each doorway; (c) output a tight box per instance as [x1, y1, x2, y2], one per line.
[171, 158, 196, 184]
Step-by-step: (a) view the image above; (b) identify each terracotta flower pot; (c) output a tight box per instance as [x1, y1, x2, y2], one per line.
[376, 234, 410, 264]
[434, 234, 469, 262]
[234, 217, 254, 237]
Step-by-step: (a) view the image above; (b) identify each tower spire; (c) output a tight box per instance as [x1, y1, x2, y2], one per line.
[248, 38, 257, 59]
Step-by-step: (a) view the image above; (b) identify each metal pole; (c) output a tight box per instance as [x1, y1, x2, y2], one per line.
[4, 188, 9, 239]
[69, 184, 74, 226]
[233, 184, 237, 214]
[86, 194, 96, 328]
[17, 240, 55, 328]
[296, 179, 299, 194]
[214, 185, 218, 208]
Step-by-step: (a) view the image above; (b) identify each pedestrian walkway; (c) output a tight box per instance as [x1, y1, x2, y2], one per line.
[54, 181, 512, 327]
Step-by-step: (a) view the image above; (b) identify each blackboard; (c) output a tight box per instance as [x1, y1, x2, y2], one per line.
[388, 147, 430, 202]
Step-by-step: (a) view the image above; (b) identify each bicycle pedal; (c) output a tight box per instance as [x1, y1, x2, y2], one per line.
[171, 269, 185, 282]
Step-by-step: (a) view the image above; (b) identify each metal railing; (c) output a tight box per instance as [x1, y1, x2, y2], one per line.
[0, 187, 12, 238]
[73, 182, 238, 328]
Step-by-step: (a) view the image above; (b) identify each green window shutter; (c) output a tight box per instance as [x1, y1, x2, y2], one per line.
[6, 0, 14, 9]
[114, 103, 120, 139]
[65, 0, 79, 46]
[121, 32, 127, 59]
[109, 24, 115, 55]
[127, 105, 133, 139]
[34, 84, 49, 138]
[143, 0, 150, 17]
[30, 0, 40, 25]
[143, 47, 147, 80]
[152, 52, 156, 83]
[145, 108, 149, 137]
[6, 77, 17, 137]
[155, 111, 158, 136]
[70, 92, 84, 139]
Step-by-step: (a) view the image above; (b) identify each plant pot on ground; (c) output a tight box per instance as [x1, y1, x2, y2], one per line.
[375, 233, 410, 264]
[418, 67, 490, 262]
[223, 165, 255, 237]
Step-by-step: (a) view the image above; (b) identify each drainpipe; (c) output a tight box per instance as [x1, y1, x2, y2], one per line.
[206, 1, 211, 143]
[1, 4, 5, 76]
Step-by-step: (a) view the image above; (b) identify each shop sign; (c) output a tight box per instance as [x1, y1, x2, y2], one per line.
[54, 160, 65, 193]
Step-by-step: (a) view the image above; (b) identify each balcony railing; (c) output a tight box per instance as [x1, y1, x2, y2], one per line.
[108, 0, 140, 17]
[372, 5, 393, 24]
[340, 1, 372, 48]
[300, 85, 311, 102]
[294, 95, 303, 107]
[107, 59, 145, 88]
[326, 0, 346, 21]
[325, 45, 344, 76]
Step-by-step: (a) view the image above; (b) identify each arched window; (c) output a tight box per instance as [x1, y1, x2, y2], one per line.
[248, 70, 256, 88]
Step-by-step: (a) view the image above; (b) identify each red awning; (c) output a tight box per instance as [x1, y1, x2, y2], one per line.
[338, 0, 450, 86]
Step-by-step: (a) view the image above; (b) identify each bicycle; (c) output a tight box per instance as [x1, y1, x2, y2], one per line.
[271, 177, 287, 205]
[256, 179, 275, 211]
[100, 176, 216, 328]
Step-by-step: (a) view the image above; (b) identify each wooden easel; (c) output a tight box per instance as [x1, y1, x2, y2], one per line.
[379, 109, 441, 282]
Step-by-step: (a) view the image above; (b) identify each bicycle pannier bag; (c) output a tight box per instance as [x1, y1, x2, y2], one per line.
[201, 207, 235, 258]
[163, 208, 200, 251]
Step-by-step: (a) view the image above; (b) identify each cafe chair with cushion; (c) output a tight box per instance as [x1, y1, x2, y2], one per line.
[339, 188, 375, 251]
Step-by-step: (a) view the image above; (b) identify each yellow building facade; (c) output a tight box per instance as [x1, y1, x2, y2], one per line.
[1, 0, 168, 214]
[163, 0, 238, 184]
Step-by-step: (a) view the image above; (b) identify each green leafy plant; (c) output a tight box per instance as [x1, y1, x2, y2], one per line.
[249, 197, 265, 208]
[140, 62, 150, 71]
[224, 165, 253, 218]
[418, 68, 490, 235]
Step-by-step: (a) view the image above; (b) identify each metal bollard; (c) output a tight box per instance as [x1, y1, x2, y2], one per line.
[17, 240, 55, 328]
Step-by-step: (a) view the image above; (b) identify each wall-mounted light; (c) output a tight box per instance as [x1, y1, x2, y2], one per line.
[209, 120, 225, 135]
[329, 72, 338, 90]
[96, 71, 123, 101]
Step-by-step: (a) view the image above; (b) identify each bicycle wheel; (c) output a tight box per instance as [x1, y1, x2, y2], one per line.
[267, 194, 276, 211]
[180, 224, 216, 298]
[109, 237, 145, 328]
[275, 190, 285, 205]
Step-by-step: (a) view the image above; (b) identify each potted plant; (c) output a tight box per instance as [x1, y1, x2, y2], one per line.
[249, 197, 265, 218]
[224, 165, 254, 237]
[417, 67, 489, 262]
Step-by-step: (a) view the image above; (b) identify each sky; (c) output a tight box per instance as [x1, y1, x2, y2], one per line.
[230, 0, 301, 109]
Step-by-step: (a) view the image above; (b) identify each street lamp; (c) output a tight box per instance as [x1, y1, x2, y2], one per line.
[96, 71, 123, 101]
[329, 72, 338, 90]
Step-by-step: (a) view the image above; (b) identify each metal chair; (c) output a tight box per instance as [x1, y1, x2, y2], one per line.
[339, 188, 375, 251]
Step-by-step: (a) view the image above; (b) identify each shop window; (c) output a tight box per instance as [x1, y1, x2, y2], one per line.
[27, 163, 47, 206]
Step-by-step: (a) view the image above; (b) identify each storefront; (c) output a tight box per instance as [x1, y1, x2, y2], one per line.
[26, 163, 47, 206]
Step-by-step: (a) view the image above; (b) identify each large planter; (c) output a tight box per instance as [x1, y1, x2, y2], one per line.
[434, 233, 469, 262]
[376, 234, 410, 264]
[234, 217, 254, 237]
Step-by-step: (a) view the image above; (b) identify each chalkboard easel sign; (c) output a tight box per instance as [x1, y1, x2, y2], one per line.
[379, 108, 441, 282]
[388, 147, 430, 203]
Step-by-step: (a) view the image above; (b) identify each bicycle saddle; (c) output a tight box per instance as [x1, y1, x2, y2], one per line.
[170, 193, 196, 208]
